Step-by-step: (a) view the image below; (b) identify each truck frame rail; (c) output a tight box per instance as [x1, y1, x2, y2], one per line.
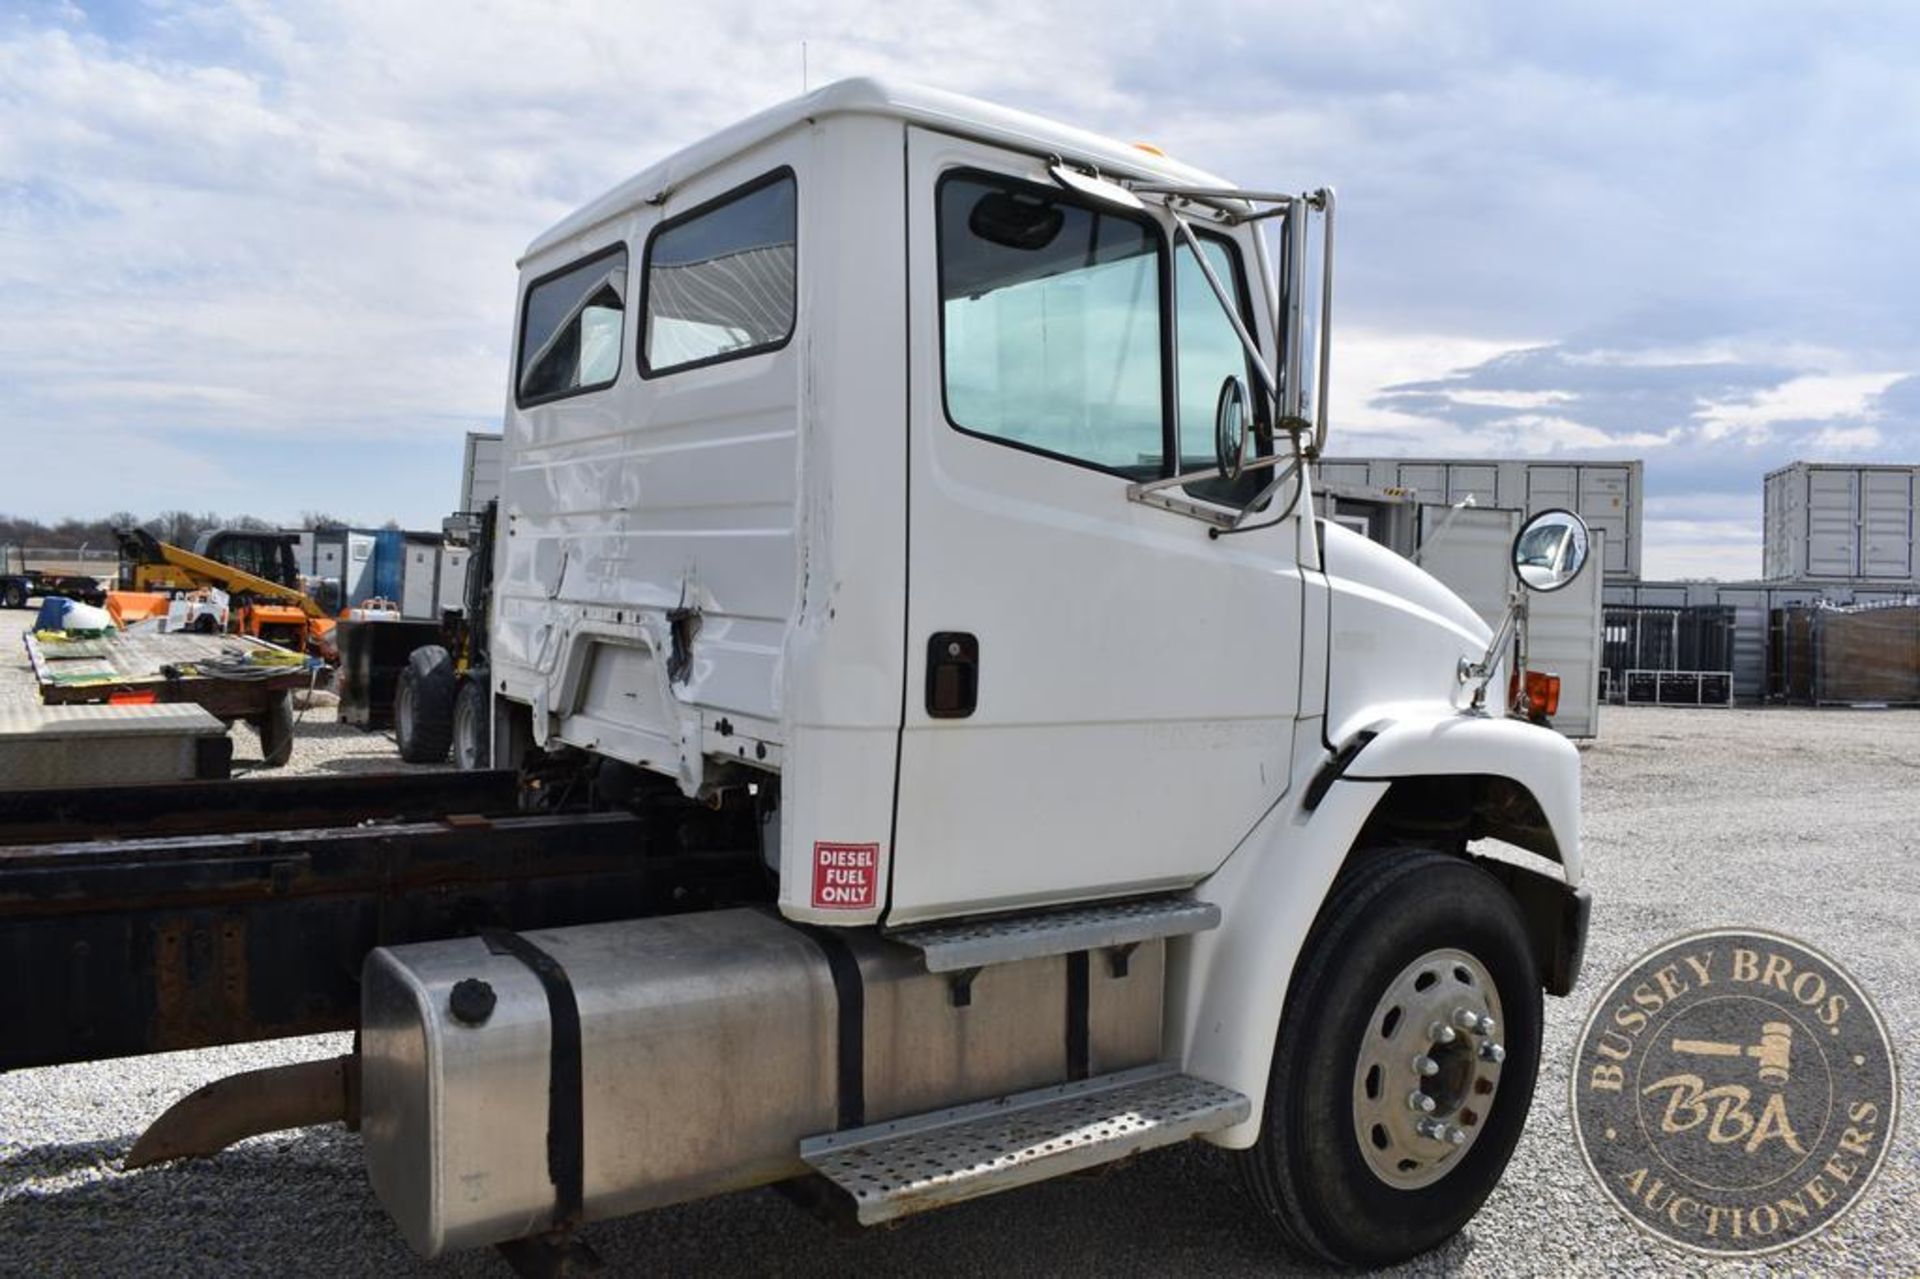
[0, 771, 649, 1071]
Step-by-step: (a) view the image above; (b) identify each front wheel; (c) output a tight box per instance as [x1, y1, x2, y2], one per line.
[1239, 847, 1541, 1267]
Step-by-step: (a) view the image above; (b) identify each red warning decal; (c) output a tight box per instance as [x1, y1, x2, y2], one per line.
[811, 841, 879, 910]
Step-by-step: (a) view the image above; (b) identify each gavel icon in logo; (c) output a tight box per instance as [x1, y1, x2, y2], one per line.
[1671, 1021, 1794, 1085]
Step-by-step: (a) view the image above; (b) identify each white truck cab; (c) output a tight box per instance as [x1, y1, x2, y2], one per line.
[360, 79, 1588, 1271]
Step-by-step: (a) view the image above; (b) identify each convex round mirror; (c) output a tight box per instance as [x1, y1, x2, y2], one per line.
[1512, 508, 1591, 592]
[1214, 375, 1249, 482]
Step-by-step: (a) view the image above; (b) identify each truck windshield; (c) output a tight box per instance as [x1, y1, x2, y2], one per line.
[1517, 524, 1570, 570]
[938, 172, 1164, 478]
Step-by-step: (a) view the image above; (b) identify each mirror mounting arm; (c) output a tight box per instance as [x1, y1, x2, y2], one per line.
[1310, 187, 1336, 460]
[1169, 211, 1280, 406]
[1459, 589, 1526, 713]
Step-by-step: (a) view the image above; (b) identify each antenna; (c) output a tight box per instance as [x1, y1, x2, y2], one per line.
[802, 41, 809, 92]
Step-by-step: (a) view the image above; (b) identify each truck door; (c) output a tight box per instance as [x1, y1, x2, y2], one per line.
[890, 128, 1303, 924]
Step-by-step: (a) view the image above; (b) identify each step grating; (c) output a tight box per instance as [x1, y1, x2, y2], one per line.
[889, 895, 1221, 972]
[799, 1065, 1249, 1224]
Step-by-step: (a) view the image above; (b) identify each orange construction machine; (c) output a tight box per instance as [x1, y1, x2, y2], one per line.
[110, 528, 337, 657]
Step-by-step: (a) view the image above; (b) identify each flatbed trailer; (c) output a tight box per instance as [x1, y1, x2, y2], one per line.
[24, 629, 316, 765]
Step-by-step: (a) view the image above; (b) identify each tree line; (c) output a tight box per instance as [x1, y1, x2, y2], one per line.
[0, 510, 396, 553]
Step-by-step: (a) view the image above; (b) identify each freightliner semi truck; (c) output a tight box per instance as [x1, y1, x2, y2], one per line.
[2, 80, 1592, 1273]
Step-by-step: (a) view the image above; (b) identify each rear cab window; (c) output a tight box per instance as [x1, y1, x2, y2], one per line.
[516, 244, 629, 407]
[641, 170, 798, 376]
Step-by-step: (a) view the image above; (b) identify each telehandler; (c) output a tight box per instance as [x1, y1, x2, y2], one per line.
[110, 527, 337, 656]
[4, 81, 1590, 1273]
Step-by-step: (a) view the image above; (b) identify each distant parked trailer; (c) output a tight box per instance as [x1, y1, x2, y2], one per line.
[1314, 457, 1643, 578]
[1764, 461, 1918, 581]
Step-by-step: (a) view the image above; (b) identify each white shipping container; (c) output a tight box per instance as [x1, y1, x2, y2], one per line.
[461, 432, 504, 513]
[439, 545, 472, 614]
[314, 534, 345, 589]
[1764, 461, 1917, 581]
[343, 532, 378, 606]
[1315, 456, 1643, 578]
[1413, 507, 1603, 738]
[400, 540, 441, 619]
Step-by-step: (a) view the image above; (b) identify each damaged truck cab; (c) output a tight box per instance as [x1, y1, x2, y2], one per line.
[366, 79, 1589, 1268]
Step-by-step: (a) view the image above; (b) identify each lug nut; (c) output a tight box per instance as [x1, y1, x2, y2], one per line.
[1479, 1016, 1498, 1037]
[1446, 1124, 1467, 1147]
[1416, 1117, 1446, 1141]
[1429, 1021, 1457, 1045]
[1413, 1054, 1439, 1077]
[1480, 1042, 1506, 1064]
[1407, 1090, 1436, 1114]
[1453, 1007, 1482, 1032]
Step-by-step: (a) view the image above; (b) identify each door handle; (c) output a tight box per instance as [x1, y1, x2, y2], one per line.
[926, 632, 979, 718]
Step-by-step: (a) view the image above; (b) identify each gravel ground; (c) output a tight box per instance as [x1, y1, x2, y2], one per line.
[1, 615, 1914, 1276]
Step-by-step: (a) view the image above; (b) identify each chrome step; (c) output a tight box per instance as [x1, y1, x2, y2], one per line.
[889, 895, 1220, 973]
[798, 1065, 1249, 1225]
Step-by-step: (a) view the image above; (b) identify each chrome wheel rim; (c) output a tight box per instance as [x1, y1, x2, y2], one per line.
[1351, 947, 1506, 1189]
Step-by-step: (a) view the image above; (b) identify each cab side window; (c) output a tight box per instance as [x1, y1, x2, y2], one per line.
[641, 170, 798, 376]
[516, 245, 629, 407]
[937, 171, 1165, 478]
[1176, 234, 1258, 470]
[1176, 232, 1271, 506]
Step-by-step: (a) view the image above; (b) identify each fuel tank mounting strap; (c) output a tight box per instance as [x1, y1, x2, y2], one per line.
[793, 924, 867, 1130]
[481, 929, 585, 1230]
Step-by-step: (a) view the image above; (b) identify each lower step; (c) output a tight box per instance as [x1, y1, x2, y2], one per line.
[798, 1065, 1250, 1225]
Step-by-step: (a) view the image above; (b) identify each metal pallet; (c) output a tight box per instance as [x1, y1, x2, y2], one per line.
[800, 1064, 1249, 1224]
[889, 895, 1220, 973]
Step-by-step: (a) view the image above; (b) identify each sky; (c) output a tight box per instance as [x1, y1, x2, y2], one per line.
[2, 1, 1917, 578]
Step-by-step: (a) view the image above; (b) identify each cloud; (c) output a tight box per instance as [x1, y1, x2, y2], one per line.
[0, 0, 1916, 555]
[1641, 518, 1763, 581]
[1694, 372, 1904, 444]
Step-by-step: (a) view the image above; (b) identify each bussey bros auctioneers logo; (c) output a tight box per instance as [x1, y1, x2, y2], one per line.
[1571, 929, 1898, 1256]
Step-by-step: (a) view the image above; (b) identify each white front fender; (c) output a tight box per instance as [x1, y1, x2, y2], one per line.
[1342, 707, 1582, 884]
[1172, 707, 1582, 1148]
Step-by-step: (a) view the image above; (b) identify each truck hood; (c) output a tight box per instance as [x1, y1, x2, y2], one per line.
[1319, 520, 1493, 741]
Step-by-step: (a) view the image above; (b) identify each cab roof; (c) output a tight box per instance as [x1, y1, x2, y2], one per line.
[523, 77, 1229, 262]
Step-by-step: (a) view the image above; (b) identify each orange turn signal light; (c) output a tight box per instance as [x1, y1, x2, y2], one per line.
[1524, 670, 1560, 718]
[1509, 668, 1561, 719]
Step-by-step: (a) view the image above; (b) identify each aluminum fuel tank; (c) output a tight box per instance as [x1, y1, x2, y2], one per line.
[361, 908, 1162, 1256]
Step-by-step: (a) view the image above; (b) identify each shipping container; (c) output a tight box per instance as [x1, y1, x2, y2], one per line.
[1763, 461, 1918, 581]
[461, 431, 504, 513]
[1314, 481, 1605, 737]
[1314, 457, 1643, 578]
[438, 545, 471, 614]
[399, 537, 442, 619]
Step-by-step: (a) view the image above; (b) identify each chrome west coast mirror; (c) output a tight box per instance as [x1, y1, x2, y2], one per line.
[1511, 508, 1591, 592]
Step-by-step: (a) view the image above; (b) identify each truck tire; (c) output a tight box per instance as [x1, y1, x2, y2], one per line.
[251, 692, 296, 769]
[1, 581, 24, 610]
[395, 645, 456, 764]
[452, 676, 489, 771]
[1238, 847, 1541, 1267]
